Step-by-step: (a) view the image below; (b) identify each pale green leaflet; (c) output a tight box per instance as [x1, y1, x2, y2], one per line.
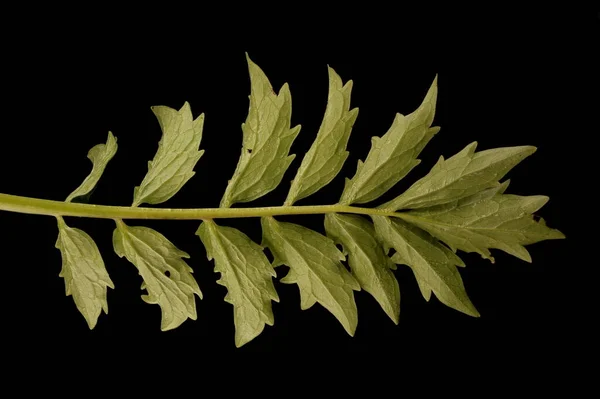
[0, 54, 564, 347]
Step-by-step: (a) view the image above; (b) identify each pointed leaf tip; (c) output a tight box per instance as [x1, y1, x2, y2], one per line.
[57, 221, 113, 329]
[382, 141, 540, 210]
[262, 217, 359, 335]
[113, 222, 202, 331]
[133, 101, 205, 206]
[285, 66, 358, 204]
[373, 216, 477, 318]
[221, 56, 301, 206]
[324, 214, 400, 325]
[197, 221, 278, 347]
[402, 192, 565, 263]
[66, 132, 118, 203]
[340, 77, 439, 205]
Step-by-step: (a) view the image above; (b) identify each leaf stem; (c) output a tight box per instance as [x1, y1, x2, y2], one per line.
[0, 193, 402, 220]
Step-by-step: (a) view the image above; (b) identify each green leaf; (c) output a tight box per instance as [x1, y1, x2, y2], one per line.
[220, 54, 301, 208]
[372, 216, 479, 317]
[133, 102, 205, 207]
[113, 220, 202, 330]
[340, 76, 439, 205]
[390, 252, 432, 301]
[57, 135, 117, 328]
[324, 213, 400, 324]
[261, 216, 360, 335]
[66, 132, 118, 202]
[400, 193, 565, 263]
[285, 67, 358, 205]
[56, 217, 114, 329]
[382, 142, 536, 210]
[196, 220, 279, 347]
[450, 179, 511, 205]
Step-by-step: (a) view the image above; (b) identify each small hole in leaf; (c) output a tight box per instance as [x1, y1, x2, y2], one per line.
[247, 149, 253, 154]
[165, 271, 171, 278]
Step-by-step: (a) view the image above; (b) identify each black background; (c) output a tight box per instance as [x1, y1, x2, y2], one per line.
[0, 7, 595, 371]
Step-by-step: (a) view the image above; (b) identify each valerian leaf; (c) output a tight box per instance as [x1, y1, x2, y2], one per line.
[450, 179, 511, 206]
[57, 135, 117, 328]
[400, 193, 565, 263]
[324, 213, 400, 324]
[386, 229, 449, 305]
[113, 220, 202, 330]
[220, 54, 301, 208]
[390, 252, 432, 301]
[56, 217, 114, 329]
[285, 67, 358, 205]
[261, 216, 360, 335]
[340, 76, 439, 205]
[196, 220, 279, 348]
[133, 102, 205, 207]
[382, 142, 536, 210]
[372, 216, 479, 317]
[66, 132, 118, 202]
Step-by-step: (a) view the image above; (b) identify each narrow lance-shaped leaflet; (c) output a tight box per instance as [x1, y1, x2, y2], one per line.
[399, 182, 565, 262]
[340, 76, 439, 205]
[133, 102, 205, 207]
[381, 142, 536, 211]
[325, 213, 400, 324]
[220, 53, 301, 208]
[372, 216, 479, 317]
[390, 250, 433, 301]
[392, 181, 507, 282]
[285, 66, 358, 205]
[56, 132, 117, 329]
[391, 181, 510, 288]
[393, 248, 434, 301]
